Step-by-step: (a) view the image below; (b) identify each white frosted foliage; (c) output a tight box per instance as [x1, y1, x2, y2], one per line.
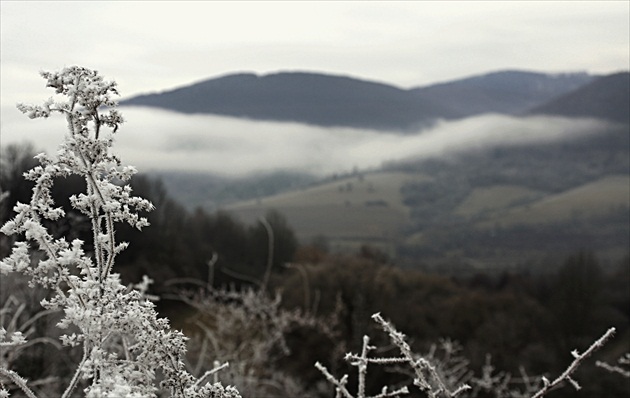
[0, 66, 240, 397]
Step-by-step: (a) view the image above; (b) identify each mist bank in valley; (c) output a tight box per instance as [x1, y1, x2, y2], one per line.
[97, 108, 619, 176]
[2, 103, 627, 266]
[2, 106, 609, 177]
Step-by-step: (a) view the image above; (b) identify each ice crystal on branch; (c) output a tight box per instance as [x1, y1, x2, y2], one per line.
[596, 352, 630, 378]
[317, 313, 617, 398]
[0, 66, 240, 397]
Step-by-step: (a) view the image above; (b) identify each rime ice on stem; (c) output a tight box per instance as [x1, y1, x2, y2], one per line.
[317, 313, 618, 398]
[530, 327, 616, 398]
[0, 66, 240, 397]
[596, 352, 630, 378]
[315, 313, 470, 398]
[371, 313, 471, 398]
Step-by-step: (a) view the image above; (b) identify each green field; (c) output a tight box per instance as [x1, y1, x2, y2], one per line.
[476, 175, 630, 228]
[224, 170, 629, 264]
[224, 172, 430, 252]
[453, 185, 545, 218]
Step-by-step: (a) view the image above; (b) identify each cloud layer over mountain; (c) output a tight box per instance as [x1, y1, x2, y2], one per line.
[2, 106, 612, 177]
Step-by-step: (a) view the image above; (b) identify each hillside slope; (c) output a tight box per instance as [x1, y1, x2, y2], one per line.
[224, 172, 430, 252]
[476, 175, 630, 228]
[218, 120, 629, 267]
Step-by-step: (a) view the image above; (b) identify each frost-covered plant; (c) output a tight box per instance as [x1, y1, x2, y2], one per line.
[596, 352, 630, 378]
[470, 326, 616, 398]
[528, 326, 615, 397]
[0, 293, 62, 397]
[0, 66, 240, 397]
[168, 284, 340, 397]
[316, 313, 471, 398]
[316, 313, 616, 398]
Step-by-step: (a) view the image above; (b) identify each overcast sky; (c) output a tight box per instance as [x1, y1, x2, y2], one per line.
[1, 1, 629, 105]
[1, 1, 628, 176]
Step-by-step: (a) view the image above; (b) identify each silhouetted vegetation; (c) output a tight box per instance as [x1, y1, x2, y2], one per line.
[273, 249, 630, 397]
[2, 142, 628, 397]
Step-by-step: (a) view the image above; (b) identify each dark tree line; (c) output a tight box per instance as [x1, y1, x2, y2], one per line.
[1, 143, 298, 294]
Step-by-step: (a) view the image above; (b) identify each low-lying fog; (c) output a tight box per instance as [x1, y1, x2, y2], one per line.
[1, 106, 612, 177]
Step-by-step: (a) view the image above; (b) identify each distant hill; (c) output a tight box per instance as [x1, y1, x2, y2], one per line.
[528, 72, 630, 123]
[121, 72, 445, 131]
[219, 125, 629, 268]
[411, 70, 595, 118]
[120, 70, 596, 131]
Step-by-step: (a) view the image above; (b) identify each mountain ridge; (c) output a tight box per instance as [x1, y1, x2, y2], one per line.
[120, 69, 605, 131]
[528, 72, 630, 123]
[411, 70, 596, 118]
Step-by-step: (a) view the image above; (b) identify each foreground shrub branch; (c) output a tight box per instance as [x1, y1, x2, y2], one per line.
[596, 352, 630, 378]
[317, 313, 617, 398]
[530, 327, 616, 398]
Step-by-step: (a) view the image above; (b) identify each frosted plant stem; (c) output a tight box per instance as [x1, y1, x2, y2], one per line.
[61, 343, 89, 398]
[0, 64, 246, 397]
[530, 327, 616, 398]
[315, 362, 354, 398]
[357, 335, 370, 398]
[596, 356, 630, 378]
[0, 367, 38, 398]
[371, 313, 470, 397]
[194, 362, 229, 388]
